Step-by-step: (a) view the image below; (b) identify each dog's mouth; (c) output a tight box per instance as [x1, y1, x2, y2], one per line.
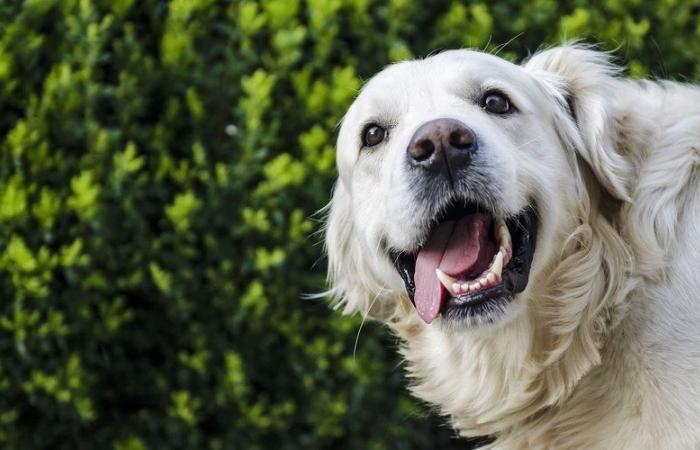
[390, 200, 538, 324]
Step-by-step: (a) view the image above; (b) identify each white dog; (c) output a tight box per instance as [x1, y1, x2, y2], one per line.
[324, 45, 700, 449]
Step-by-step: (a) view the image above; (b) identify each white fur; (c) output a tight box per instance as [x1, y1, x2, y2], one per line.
[325, 44, 700, 449]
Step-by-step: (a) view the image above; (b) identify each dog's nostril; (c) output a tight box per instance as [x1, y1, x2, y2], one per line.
[407, 118, 477, 171]
[409, 138, 436, 161]
[449, 129, 475, 150]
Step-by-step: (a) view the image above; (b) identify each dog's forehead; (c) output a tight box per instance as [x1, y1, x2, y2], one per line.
[360, 50, 525, 101]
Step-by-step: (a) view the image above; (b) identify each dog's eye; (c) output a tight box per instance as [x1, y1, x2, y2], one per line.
[482, 92, 512, 114]
[362, 123, 386, 147]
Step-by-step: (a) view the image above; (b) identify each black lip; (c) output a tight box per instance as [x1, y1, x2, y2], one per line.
[501, 205, 538, 295]
[392, 251, 417, 300]
[443, 284, 513, 323]
[390, 203, 538, 319]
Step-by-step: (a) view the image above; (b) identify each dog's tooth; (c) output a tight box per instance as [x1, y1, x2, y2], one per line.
[500, 245, 510, 259]
[496, 217, 512, 248]
[499, 224, 512, 249]
[486, 272, 496, 283]
[488, 252, 497, 268]
[469, 281, 480, 291]
[499, 246, 511, 266]
[501, 224, 511, 239]
[479, 278, 489, 288]
[436, 269, 459, 295]
[452, 282, 461, 294]
[460, 282, 469, 293]
[490, 251, 504, 278]
[496, 216, 507, 230]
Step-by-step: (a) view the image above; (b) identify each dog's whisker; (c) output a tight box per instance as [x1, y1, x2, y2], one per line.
[492, 32, 524, 56]
[353, 290, 383, 361]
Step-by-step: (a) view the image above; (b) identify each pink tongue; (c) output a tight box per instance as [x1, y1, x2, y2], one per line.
[414, 214, 492, 323]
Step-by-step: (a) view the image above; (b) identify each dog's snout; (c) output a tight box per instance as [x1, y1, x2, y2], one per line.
[406, 119, 477, 174]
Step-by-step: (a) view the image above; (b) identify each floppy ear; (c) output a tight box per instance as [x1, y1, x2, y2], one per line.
[523, 45, 632, 201]
[520, 46, 637, 394]
[324, 182, 394, 319]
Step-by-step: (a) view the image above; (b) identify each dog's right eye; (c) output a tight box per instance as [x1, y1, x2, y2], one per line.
[362, 124, 386, 147]
[481, 91, 512, 114]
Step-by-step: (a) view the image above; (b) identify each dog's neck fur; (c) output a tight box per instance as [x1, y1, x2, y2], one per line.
[389, 79, 700, 449]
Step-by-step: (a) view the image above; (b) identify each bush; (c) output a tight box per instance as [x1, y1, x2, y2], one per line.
[0, 1, 698, 448]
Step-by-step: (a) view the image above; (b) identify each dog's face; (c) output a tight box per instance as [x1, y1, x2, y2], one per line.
[330, 49, 587, 327]
[327, 45, 630, 330]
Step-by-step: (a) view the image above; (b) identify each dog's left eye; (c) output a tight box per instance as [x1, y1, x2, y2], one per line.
[482, 91, 512, 114]
[362, 123, 387, 147]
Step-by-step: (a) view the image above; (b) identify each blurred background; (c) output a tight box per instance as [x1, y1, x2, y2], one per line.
[1, 1, 699, 449]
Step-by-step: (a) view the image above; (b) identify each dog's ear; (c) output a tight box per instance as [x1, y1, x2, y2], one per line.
[324, 182, 392, 320]
[523, 45, 632, 201]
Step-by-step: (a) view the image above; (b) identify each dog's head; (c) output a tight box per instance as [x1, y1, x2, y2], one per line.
[325, 45, 633, 433]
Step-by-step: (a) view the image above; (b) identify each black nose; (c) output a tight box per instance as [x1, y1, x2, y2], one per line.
[406, 118, 477, 174]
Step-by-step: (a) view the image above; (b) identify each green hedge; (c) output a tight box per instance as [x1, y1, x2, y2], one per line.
[0, 1, 698, 449]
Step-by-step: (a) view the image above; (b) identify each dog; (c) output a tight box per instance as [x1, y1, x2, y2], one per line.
[323, 45, 700, 449]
